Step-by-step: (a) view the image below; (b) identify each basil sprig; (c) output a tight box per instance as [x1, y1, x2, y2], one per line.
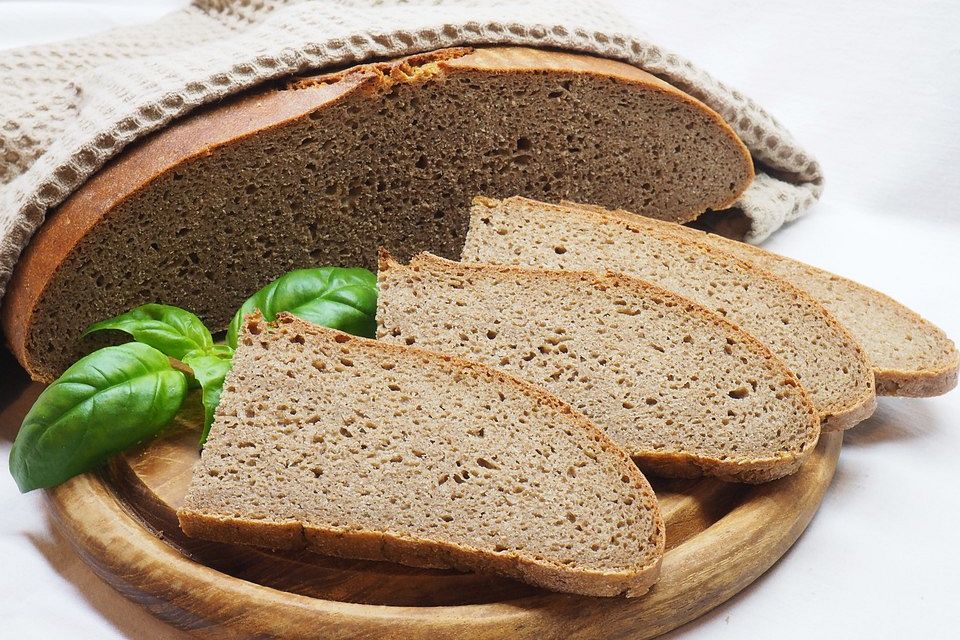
[9, 343, 188, 492]
[227, 267, 377, 348]
[9, 266, 378, 492]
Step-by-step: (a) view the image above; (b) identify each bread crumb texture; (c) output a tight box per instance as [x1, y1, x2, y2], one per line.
[678, 227, 959, 397]
[377, 253, 819, 483]
[179, 314, 664, 597]
[463, 197, 876, 430]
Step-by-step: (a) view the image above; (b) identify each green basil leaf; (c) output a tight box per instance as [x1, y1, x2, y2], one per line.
[227, 267, 377, 348]
[204, 344, 235, 358]
[9, 343, 187, 492]
[83, 303, 213, 361]
[182, 350, 233, 447]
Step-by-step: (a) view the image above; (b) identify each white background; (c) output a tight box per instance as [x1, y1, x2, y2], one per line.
[1, 1, 959, 638]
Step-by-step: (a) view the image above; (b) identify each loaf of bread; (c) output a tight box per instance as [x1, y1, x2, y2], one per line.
[1, 46, 753, 383]
[463, 196, 876, 431]
[377, 252, 820, 483]
[177, 313, 664, 597]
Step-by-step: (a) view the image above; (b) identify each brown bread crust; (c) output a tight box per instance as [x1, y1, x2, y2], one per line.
[178, 510, 664, 597]
[1, 62, 376, 382]
[2, 46, 752, 382]
[874, 364, 958, 397]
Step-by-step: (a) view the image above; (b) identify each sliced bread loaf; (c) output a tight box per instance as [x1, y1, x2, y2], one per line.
[463, 196, 876, 431]
[377, 253, 820, 483]
[562, 199, 959, 397]
[3, 45, 753, 383]
[177, 313, 665, 598]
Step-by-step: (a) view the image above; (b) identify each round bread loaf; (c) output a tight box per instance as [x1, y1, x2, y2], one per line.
[1, 46, 752, 382]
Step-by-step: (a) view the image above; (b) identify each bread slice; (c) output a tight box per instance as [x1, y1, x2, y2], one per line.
[463, 197, 876, 431]
[662, 225, 958, 396]
[377, 252, 820, 483]
[177, 313, 665, 597]
[2, 46, 753, 383]
[561, 199, 960, 397]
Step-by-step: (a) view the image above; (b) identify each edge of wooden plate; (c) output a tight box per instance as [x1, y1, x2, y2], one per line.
[46, 432, 841, 639]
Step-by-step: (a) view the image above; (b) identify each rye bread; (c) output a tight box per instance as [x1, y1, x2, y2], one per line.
[559, 199, 960, 397]
[2, 46, 753, 383]
[177, 313, 665, 598]
[377, 252, 820, 483]
[463, 196, 876, 431]
[660, 224, 959, 396]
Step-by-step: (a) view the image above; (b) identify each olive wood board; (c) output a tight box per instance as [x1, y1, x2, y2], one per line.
[6, 375, 840, 639]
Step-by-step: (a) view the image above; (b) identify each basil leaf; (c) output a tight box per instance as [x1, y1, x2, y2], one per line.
[227, 267, 377, 348]
[9, 343, 187, 492]
[84, 303, 213, 361]
[182, 350, 233, 447]
[204, 344, 235, 358]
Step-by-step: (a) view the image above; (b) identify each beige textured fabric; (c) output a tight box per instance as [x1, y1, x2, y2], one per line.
[0, 0, 823, 303]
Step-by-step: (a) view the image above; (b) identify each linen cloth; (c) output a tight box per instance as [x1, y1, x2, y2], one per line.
[0, 0, 823, 302]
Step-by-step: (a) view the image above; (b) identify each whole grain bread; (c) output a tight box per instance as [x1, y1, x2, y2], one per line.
[463, 196, 876, 431]
[672, 228, 958, 396]
[377, 252, 820, 483]
[562, 199, 959, 396]
[2, 46, 753, 383]
[177, 313, 665, 598]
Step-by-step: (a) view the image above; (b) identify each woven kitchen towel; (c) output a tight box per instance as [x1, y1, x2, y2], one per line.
[0, 0, 823, 302]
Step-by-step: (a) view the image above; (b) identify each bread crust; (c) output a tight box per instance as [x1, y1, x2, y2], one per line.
[178, 313, 665, 598]
[479, 196, 878, 432]
[2, 46, 752, 383]
[177, 512, 663, 598]
[379, 251, 821, 482]
[874, 363, 959, 397]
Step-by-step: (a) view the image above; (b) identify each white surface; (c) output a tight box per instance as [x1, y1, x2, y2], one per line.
[1, 1, 959, 638]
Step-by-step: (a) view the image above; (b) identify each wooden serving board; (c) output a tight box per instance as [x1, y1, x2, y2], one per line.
[5, 374, 840, 639]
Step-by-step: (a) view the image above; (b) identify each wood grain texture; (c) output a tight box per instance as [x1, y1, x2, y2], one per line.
[2, 374, 840, 639]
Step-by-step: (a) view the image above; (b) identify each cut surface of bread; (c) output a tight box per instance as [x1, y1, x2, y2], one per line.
[377, 253, 820, 483]
[463, 197, 876, 432]
[3, 45, 753, 382]
[561, 199, 959, 397]
[679, 227, 959, 396]
[177, 313, 664, 597]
